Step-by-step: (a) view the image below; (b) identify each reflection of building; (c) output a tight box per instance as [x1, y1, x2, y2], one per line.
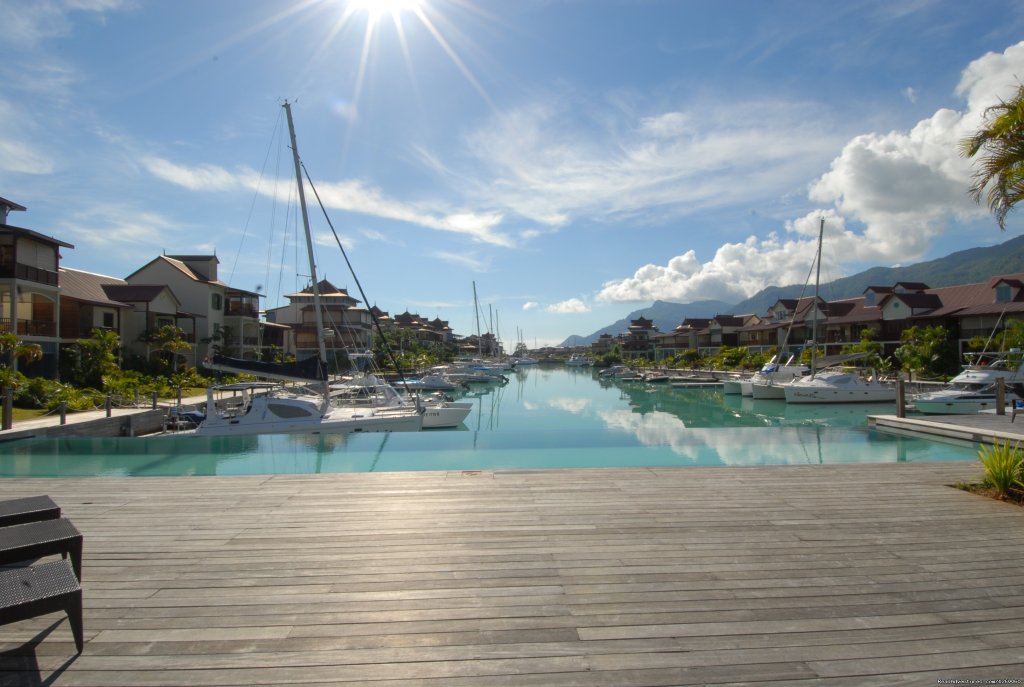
[0, 197, 73, 378]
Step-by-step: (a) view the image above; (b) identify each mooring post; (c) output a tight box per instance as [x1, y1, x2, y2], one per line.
[60, 402, 67, 425]
[151, 391, 158, 410]
[996, 378, 1006, 415]
[1, 388, 12, 430]
[105, 395, 112, 417]
[896, 379, 905, 419]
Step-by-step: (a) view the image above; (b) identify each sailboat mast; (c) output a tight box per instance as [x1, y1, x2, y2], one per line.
[283, 101, 328, 371]
[810, 217, 824, 377]
[472, 281, 482, 357]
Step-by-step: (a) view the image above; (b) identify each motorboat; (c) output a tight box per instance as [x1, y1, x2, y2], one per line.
[566, 354, 593, 367]
[394, 373, 463, 392]
[331, 376, 471, 429]
[746, 359, 810, 398]
[912, 351, 1023, 414]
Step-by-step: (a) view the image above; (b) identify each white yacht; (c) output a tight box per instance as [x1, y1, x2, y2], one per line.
[746, 359, 810, 398]
[566, 354, 593, 367]
[196, 383, 422, 436]
[783, 369, 896, 404]
[196, 102, 423, 437]
[332, 376, 471, 429]
[913, 352, 1023, 414]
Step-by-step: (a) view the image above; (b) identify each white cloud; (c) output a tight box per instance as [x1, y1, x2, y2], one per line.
[459, 98, 843, 229]
[430, 250, 490, 272]
[522, 301, 539, 311]
[60, 205, 177, 260]
[142, 156, 515, 247]
[903, 87, 917, 104]
[0, 0, 129, 49]
[546, 298, 590, 314]
[598, 41, 1024, 305]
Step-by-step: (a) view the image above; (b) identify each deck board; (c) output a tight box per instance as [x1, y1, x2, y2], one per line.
[2, 462, 1024, 684]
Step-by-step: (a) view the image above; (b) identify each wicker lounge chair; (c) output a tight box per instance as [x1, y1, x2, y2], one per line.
[0, 496, 61, 528]
[0, 518, 83, 580]
[0, 559, 83, 653]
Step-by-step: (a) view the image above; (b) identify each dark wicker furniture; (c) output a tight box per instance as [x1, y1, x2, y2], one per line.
[0, 560, 83, 653]
[0, 518, 83, 580]
[0, 496, 61, 527]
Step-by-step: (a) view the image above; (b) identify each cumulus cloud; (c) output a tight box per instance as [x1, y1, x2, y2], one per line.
[598, 41, 1024, 304]
[546, 298, 590, 314]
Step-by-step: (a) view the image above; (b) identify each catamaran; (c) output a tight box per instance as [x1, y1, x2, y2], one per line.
[196, 102, 422, 436]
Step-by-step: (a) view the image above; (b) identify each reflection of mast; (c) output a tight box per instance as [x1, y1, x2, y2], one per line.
[367, 433, 390, 473]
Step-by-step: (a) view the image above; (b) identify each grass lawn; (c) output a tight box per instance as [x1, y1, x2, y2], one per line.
[12, 407, 49, 422]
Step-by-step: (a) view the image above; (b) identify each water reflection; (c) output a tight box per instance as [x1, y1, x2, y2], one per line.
[3, 367, 976, 476]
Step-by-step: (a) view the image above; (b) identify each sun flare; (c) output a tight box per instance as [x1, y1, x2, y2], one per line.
[347, 0, 424, 22]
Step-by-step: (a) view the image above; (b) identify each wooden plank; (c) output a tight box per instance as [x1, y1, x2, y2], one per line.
[3, 462, 1024, 685]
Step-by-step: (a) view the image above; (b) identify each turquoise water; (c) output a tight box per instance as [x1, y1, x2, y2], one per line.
[2, 367, 976, 476]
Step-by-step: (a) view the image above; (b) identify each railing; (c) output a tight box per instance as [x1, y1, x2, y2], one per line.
[225, 305, 259, 318]
[0, 318, 57, 337]
[0, 263, 59, 286]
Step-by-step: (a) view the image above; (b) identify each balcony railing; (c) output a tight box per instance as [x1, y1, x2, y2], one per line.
[0, 318, 57, 337]
[225, 305, 259, 318]
[0, 263, 59, 286]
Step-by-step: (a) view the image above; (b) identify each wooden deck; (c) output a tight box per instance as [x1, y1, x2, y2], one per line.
[1, 462, 1023, 685]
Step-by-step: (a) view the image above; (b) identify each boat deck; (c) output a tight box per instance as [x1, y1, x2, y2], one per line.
[2, 461, 1024, 685]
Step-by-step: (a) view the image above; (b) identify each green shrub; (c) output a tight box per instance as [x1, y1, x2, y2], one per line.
[977, 439, 1024, 499]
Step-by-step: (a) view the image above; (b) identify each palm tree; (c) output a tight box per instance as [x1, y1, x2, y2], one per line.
[960, 84, 1024, 230]
[0, 332, 43, 429]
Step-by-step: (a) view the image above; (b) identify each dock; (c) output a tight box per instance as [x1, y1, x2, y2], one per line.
[1, 461, 1023, 685]
[870, 411, 1024, 444]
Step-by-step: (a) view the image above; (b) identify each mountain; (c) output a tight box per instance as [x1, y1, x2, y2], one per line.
[559, 234, 1024, 347]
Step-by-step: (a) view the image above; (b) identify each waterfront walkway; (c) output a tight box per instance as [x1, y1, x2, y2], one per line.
[1, 462, 1023, 685]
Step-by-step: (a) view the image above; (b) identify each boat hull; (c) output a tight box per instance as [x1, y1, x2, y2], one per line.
[421, 402, 473, 428]
[751, 383, 787, 400]
[784, 386, 896, 404]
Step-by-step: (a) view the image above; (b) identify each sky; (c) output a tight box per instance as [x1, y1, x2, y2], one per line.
[3, 0, 1024, 349]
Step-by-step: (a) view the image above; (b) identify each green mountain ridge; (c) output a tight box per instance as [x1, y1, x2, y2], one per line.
[558, 234, 1024, 347]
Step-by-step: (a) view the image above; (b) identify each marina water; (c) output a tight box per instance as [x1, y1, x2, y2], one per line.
[3, 367, 977, 477]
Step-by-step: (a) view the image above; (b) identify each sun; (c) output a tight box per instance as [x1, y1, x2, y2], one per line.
[346, 0, 424, 22]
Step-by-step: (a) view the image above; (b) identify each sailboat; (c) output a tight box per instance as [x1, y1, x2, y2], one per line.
[783, 219, 896, 404]
[196, 102, 423, 436]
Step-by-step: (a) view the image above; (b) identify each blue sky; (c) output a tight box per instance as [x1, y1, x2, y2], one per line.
[3, 0, 1024, 348]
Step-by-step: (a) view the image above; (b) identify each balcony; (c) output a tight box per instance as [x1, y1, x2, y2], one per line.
[0, 263, 59, 287]
[0, 318, 57, 337]
[225, 304, 259, 318]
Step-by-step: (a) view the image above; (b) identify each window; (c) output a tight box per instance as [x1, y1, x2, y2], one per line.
[102, 312, 114, 328]
[996, 285, 1012, 303]
[211, 293, 222, 310]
